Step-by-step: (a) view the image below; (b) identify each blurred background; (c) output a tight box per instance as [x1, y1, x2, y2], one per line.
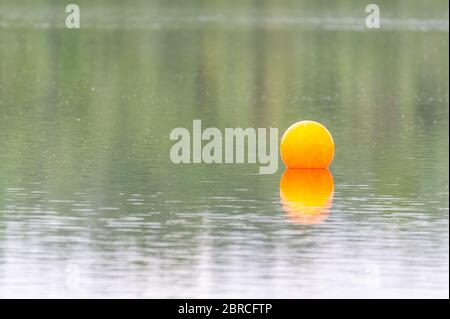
[0, 0, 448, 298]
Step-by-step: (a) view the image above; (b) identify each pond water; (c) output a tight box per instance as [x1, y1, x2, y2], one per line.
[0, 1, 448, 298]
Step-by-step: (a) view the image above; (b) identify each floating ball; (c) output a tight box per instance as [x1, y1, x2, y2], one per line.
[280, 120, 334, 168]
[280, 168, 334, 224]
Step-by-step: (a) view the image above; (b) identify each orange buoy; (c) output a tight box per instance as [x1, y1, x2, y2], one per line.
[280, 120, 334, 169]
[279, 168, 334, 224]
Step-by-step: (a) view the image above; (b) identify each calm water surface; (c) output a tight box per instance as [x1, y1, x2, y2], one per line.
[0, 1, 448, 298]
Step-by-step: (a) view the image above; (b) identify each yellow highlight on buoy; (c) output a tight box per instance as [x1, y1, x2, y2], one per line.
[280, 120, 334, 169]
[280, 168, 334, 224]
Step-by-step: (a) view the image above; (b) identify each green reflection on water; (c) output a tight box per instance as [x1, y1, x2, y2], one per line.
[0, 0, 448, 298]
